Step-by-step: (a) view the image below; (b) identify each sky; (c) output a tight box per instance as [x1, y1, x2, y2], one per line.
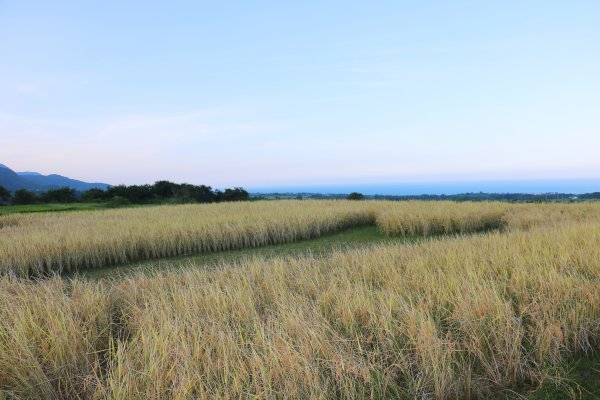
[1, 1, 599, 190]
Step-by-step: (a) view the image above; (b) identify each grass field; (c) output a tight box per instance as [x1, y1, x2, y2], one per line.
[75, 225, 418, 280]
[1, 200, 600, 399]
[0, 202, 109, 215]
[1, 200, 517, 277]
[0, 200, 380, 276]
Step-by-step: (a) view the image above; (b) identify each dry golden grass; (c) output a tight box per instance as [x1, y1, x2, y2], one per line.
[1, 206, 600, 398]
[0, 200, 381, 276]
[502, 202, 600, 230]
[376, 201, 509, 236]
[2, 199, 561, 278]
[0, 200, 518, 277]
[94, 221, 600, 399]
[0, 277, 110, 399]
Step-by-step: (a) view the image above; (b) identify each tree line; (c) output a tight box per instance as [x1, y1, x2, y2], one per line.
[0, 181, 249, 206]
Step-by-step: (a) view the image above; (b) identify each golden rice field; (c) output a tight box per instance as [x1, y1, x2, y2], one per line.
[0, 200, 380, 276]
[1, 200, 600, 398]
[376, 201, 508, 236]
[0, 200, 519, 277]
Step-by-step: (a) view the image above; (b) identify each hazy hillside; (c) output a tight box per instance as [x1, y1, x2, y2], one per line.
[0, 165, 38, 191]
[18, 172, 110, 191]
[0, 163, 110, 191]
[17, 171, 42, 176]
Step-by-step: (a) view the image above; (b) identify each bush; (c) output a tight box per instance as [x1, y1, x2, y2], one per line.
[107, 196, 131, 208]
[12, 189, 37, 205]
[347, 192, 364, 200]
[81, 188, 109, 202]
[41, 188, 77, 203]
[0, 186, 11, 205]
[217, 187, 249, 202]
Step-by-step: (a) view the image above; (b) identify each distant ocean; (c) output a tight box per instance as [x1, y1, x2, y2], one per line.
[249, 179, 600, 196]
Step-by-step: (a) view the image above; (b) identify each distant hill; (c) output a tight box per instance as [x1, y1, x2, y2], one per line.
[0, 165, 37, 191]
[0, 163, 110, 191]
[17, 171, 43, 176]
[17, 172, 111, 191]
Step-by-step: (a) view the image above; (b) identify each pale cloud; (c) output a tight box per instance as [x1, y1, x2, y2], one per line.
[3, 103, 599, 188]
[0, 109, 289, 185]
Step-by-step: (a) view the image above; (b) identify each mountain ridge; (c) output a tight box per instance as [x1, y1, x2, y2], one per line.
[17, 171, 43, 176]
[0, 163, 110, 191]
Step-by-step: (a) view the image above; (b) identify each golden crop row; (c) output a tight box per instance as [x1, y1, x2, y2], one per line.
[2, 200, 600, 276]
[2, 218, 599, 398]
[0, 201, 379, 276]
[376, 201, 509, 236]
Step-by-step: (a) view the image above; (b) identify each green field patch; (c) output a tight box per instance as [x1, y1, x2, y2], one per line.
[0, 203, 109, 215]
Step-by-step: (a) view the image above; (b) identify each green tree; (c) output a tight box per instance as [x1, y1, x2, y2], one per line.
[217, 187, 249, 202]
[81, 188, 109, 202]
[107, 196, 131, 208]
[0, 186, 11, 205]
[153, 181, 178, 198]
[347, 192, 364, 200]
[41, 188, 77, 203]
[107, 184, 153, 203]
[12, 189, 37, 205]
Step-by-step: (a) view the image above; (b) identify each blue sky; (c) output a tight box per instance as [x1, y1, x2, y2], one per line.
[1, 1, 599, 188]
